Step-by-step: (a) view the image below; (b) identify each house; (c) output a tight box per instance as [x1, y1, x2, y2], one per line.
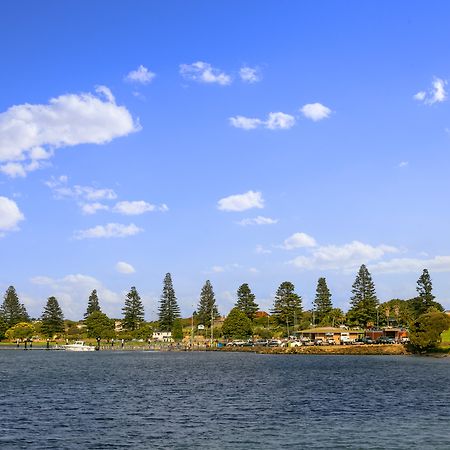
[152, 331, 173, 342]
[298, 327, 364, 344]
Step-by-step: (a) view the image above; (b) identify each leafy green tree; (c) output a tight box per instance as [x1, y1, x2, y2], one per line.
[84, 289, 101, 318]
[158, 273, 180, 331]
[172, 319, 184, 341]
[40, 296, 65, 337]
[222, 307, 253, 339]
[347, 265, 379, 327]
[0, 286, 30, 328]
[313, 277, 333, 325]
[409, 311, 450, 351]
[122, 286, 145, 331]
[196, 280, 219, 327]
[235, 283, 259, 320]
[5, 322, 35, 340]
[84, 311, 115, 339]
[271, 281, 302, 328]
[379, 299, 412, 326]
[328, 308, 346, 327]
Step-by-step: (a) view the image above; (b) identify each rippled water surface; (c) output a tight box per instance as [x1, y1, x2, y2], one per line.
[1, 351, 450, 449]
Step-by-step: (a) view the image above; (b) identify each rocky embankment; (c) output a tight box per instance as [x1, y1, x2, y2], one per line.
[217, 344, 408, 355]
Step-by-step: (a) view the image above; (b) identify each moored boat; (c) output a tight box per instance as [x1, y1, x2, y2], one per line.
[63, 341, 96, 352]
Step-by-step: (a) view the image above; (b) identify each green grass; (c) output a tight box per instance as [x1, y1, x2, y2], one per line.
[441, 328, 450, 343]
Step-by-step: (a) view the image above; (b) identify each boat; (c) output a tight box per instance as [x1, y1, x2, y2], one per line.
[63, 341, 96, 352]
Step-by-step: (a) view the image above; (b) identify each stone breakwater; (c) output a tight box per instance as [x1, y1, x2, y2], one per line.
[216, 344, 409, 355]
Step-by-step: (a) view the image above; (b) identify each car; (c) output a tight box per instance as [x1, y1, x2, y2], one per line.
[399, 337, 410, 344]
[253, 339, 269, 346]
[314, 339, 324, 346]
[268, 339, 282, 347]
[325, 338, 336, 345]
[377, 336, 395, 344]
[290, 340, 303, 347]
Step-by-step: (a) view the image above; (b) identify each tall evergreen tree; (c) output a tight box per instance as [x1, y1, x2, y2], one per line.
[41, 296, 65, 337]
[84, 289, 101, 318]
[347, 264, 379, 327]
[272, 281, 302, 327]
[0, 286, 30, 328]
[196, 280, 219, 327]
[413, 269, 443, 316]
[313, 277, 333, 325]
[158, 273, 180, 331]
[235, 283, 259, 320]
[122, 286, 145, 331]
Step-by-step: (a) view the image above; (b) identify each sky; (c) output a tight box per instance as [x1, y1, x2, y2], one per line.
[1, 1, 450, 320]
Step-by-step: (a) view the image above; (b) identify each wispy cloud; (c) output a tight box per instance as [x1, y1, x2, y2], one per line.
[255, 244, 272, 255]
[414, 77, 447, 105]
[113, 201, 168, 215]
[237, 216, 278, 226]
[218, 190, 264, 212]
[370, 255, 450, 273]
[74, 223, 143, 239]
[180, 61, 231, 85]
[229, 112, 295, 130]
[124, 65, 155, 84]
[289, 240, 399, 271]
[239, 66, 262, 83]
[398, 161, 409, 168]
[300, 103, 332, 121]
[0, 86, 139, 177]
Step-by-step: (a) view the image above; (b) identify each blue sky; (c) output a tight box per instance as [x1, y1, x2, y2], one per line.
[1, 1, 450, 320]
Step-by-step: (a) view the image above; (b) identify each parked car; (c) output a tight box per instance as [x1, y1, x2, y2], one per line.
[253, 339, 269, 346]
[377, 336, 395, 344]
[268, 339, 282, 347]
[314, 339, 324, 346]
[290, 340, 303, 347]
[325, 338, 336, 345]
[399, 337, 410, 344]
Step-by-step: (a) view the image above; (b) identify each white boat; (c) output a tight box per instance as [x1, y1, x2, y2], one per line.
[63, 341, 96, 352]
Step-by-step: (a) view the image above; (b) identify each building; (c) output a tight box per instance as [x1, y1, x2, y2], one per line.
[152, 331, 173, 342]
[298, 327, 364, 344]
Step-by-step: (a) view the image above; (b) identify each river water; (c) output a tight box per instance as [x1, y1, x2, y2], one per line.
[0, 351, 449, 449]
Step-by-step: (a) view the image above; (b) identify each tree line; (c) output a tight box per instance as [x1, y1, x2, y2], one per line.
[0, 266, 448, 349]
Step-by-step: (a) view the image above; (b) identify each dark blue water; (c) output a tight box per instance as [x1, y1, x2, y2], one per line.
[1, 351, 450, 449]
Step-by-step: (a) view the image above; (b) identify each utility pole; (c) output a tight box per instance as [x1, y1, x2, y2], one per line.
[210, 306, 214, 345]
[191, 308, 194, 349]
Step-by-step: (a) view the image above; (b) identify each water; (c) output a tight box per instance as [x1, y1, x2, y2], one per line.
[1, 351, 450, 449]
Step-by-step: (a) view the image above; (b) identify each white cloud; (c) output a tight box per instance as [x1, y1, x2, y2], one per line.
[255, 244, 272, 255]
[289, 240, 399, 271]
[237, 216, 278, 226]
[229, 112, 295, 130]
[398, 161, 409, 168]
[81, 202, 109, 215]
[116, 261, 136, 274]
[229, 116, 263, 130]
[0, 196, 24, 236]
[179, 61, 231, 85]
[414, 77, 447, 105]
[239, 66, 261, 83]
[206, 263, 241, 274]
[113, 200, 168, 215]
[211, 265, 226, 273]
[265, 112, 296, 129]
[370, 256, 450, 274]
[30, 273, 122, 319]
[217, 190, 264, 212]
[0, 86, 139, 177]
[124, 65, 156, 84]
[282, 232, 317, 250]
[300, 103, 332, 121]
[249, 267, 259, 274]
[74, 223, 143, 239]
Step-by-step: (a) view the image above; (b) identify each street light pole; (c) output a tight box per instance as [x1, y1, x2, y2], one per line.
[210, 306, 214, 345]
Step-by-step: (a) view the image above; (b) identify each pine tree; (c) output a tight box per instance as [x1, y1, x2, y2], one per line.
[272, 281, 302, 328]
[235, 283, 259, 320]
[122, 286, 145, 331]
[414, 269, 443, 315]
[196, 280, 220, 327]
[158, 273, 180, 331]
[347, 264, 379, 327]
[41, 296, 65, 337]
[84, 289, 101, 318]
[0, 286, 30, 328]
[313, 278, 333, 325]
